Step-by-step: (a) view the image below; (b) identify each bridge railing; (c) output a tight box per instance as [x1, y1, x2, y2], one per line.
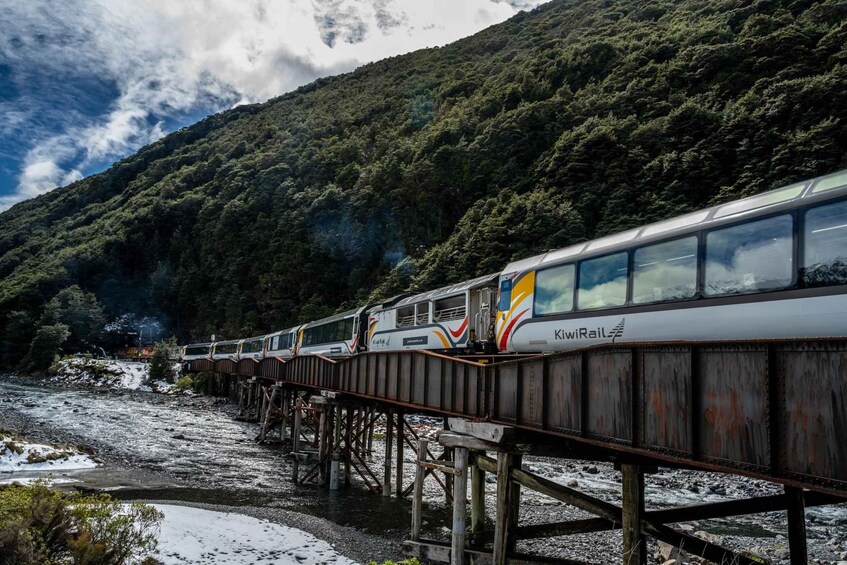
[487, 339, 847, 495]
[337, 351, 488, 418]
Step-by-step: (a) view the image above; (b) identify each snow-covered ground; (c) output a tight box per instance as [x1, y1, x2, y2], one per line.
[152, 505, 358, 565]
[49, 358, 178, 392]
[0, 435, 97, 474]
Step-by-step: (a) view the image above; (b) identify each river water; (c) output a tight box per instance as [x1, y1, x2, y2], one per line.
[0, 377, 426, 561]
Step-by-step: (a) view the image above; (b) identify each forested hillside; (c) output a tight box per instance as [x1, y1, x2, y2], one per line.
[2, 0, 847, 365]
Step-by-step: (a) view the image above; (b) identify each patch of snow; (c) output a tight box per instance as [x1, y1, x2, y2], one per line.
[0, 436, 97, 473]
[0, 476, 80, 486]
[50, 358, 184, 394]
[51, 358, 150, 390]
[151, 504, 357, 565]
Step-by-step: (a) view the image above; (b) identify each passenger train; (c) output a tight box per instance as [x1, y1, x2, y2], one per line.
[180, 168, 847, 361]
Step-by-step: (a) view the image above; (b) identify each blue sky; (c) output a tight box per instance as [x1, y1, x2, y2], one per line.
[0, 0, 546, 211]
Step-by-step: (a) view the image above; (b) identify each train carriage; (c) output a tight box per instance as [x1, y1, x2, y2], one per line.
[369, 273, 499, 353]
[297, 307, 371, 358]
[180, 343, 212, 361]
[496, 169, 847, 353]
[211, 339, 242, 361]
[238, 335, 266, 360]
[264, 325, 301, 359]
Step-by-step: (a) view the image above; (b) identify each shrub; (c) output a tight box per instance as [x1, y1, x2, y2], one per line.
[147, 339, 175, 383]
[171, 375, 194, 393]
[191, 372, 210, 394]
[0, 481, 162, 564]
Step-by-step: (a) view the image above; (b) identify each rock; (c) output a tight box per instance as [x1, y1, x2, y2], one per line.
[774, 548, 790, 560]
[171, 434, 186, 440]
[708, 484, 727, 496]
[694, 530, 723, 545]
[658, 541, 681, 561]
[686, 483, 700, 493]
[566, 479, 579, 488]
[585, 465, 599, 474]
[662, 560, 679, 565]
[678, 523, 695, 533]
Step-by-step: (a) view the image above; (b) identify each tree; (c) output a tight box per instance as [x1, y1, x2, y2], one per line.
[19, 324, 70, 373]
[148, 339, 176, 384]
[1, 311, 34, 369]
[39, 286, 106, 353]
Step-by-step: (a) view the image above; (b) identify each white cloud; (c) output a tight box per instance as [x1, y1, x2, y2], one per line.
[0, 0, 549, 211]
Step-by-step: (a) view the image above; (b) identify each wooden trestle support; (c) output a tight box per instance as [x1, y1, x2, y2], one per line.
[217, 375, 845, 565]
[227, 376, 455, 499]
[403, 419, 847, 565]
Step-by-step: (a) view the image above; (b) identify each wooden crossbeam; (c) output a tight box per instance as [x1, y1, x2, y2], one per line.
[475, 453, 767, 565]
[514, 518, 618, 540]
[403, 538, 588, 565]
[349, 442, 382, 491]
[642, 522, 766, 565]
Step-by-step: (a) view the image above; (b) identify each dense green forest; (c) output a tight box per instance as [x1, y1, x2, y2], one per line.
[1, 0, 846, 366]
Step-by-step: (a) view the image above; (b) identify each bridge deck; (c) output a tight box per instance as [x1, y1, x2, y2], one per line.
[190, 338, 847, 496]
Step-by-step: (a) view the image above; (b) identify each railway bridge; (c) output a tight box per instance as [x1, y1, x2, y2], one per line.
[188, 338, 847, 565]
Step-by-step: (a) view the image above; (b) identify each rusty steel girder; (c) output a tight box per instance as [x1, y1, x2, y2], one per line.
[189, 339, 847, 495]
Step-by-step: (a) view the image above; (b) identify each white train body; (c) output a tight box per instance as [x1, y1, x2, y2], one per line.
[265, 326, 301, 359]
[369, 274, 498, 353]
[211, 339, 242, 361]
[497, 169, 847, 353]
[238, 336, 266, 360]
[297, 308, 369, 358]
[180, 343, 212, 361]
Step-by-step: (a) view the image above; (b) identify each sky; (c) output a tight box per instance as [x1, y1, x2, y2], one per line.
[0, 0, 548, 211]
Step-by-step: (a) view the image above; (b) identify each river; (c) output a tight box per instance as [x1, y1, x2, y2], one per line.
[0, 378, 419, 563]
[1, 376, 845, 564]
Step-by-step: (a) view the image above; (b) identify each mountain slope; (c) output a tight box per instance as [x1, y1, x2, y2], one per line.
[1, 0, 846, 358]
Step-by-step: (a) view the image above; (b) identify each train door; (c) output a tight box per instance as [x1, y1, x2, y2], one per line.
[354, 313, 364, 352]
[471, 285, 497, 351]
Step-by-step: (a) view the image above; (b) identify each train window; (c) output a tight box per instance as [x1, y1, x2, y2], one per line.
[534, 263, 575, 315]
[804, 200, 847, 286]
[396, 306, 415, 328]
[217, 342, 238, 354]
[498, 279, 512, 311]
[705, 214, 793, 295]
[397, 303, 428, 327]
[578, 252, 628, 310]
[434, 296, 466, 322]
[243, 339, 262, 353]
[714, 184, 805, 219]
[633, 237, 697, 304]
[416, 303, 430, 325]
[811, 171, 847, 194]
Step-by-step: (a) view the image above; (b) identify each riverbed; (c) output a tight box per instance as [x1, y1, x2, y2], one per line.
[0, 377, 845, 564]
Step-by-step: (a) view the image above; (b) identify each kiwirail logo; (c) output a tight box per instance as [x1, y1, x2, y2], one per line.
[553, 318, 626, 343]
